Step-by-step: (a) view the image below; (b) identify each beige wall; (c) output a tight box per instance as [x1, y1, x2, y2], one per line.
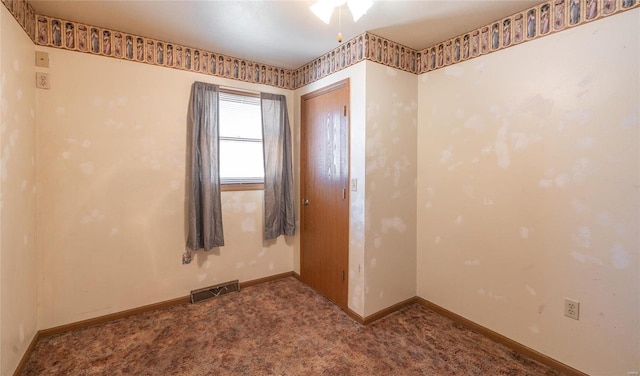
[416, 9, 639, 376]
[35, 46, 294, 329]
[363, 62, 417, 316]
[294, 62, 367, 316]
[0, 6, 38, 375]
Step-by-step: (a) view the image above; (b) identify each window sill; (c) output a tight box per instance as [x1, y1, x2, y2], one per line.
[221, 183, 264, 192]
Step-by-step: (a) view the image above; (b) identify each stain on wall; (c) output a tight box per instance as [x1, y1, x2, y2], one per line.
[363, 63, 417, 316]
[416, 10, 639, 375]
[36, 46, 294, 329]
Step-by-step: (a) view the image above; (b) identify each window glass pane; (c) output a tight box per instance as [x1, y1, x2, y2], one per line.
[220, 139, 264, 182]
[219, 92, 262, 140]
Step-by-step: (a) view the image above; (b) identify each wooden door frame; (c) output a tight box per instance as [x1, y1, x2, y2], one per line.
[300, 78, 350, 308]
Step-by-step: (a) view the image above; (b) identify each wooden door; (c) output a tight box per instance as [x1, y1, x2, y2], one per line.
[300, 80, 349, 310]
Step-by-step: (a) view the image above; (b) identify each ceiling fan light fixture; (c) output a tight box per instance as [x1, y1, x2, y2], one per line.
[347, 0, 373, 22]
[310, 1, 338, 24]
[311, 0, 372, 24]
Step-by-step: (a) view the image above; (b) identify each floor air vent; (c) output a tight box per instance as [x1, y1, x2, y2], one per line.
[190, 280, 240, 303]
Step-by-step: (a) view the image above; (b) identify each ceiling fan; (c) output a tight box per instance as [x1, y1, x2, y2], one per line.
[310, 0, 374, 42]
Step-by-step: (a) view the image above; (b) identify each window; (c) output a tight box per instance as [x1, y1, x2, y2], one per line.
[219, 89, 264, 189]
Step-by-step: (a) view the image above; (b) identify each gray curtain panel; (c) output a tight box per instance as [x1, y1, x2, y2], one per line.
[261, 93, 296, 239]
[184, 82, 224, 264]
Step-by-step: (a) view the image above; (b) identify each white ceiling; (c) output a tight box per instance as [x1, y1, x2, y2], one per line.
[29, 0, 542, 70]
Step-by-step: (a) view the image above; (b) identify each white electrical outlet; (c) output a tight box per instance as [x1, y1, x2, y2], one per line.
[36, 72, 50, 89]
[564, 298, 580, 320]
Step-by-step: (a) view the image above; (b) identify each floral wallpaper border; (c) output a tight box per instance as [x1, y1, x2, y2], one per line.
[417, 0, 639, 73]
[293, 32, 418, 87]
[2, 0, 295, 89]
[2, 0, 36, 41]
[2, 0, 638, 89]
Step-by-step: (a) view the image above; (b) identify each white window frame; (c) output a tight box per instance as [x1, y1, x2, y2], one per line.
[218, 88, 264, 191]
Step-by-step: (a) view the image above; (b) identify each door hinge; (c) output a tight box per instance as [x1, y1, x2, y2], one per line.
[342, 270, 345, 281]
[342, 188, 347, 200]
[343, 105, 347, 117]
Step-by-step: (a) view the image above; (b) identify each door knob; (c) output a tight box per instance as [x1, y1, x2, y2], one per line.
[303, 199, 310, 205]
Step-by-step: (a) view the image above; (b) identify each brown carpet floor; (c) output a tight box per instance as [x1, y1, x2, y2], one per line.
[22, 277, 563, 375]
